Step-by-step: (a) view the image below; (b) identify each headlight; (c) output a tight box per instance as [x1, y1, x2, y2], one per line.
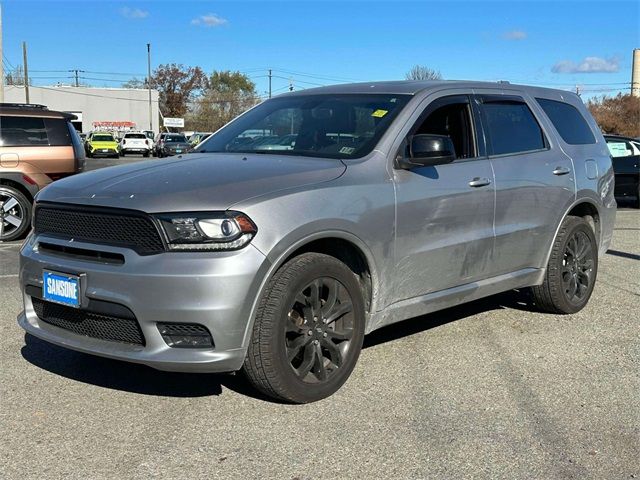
[155, 211, 257, 251]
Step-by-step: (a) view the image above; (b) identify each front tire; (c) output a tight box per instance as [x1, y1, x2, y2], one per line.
[0, 186, 32, 242]
[530, 216, 598, 314]
[243, 253, 366, 403]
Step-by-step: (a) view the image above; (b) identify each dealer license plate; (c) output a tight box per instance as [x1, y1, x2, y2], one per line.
[43, 271, 80, 307]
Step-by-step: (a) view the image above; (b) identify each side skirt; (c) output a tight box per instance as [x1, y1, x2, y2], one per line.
[366, 267, 544, 334]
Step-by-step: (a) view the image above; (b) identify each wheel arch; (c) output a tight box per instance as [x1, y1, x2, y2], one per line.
[0, 177, 35, 203]
[242, 230, 380, 350]
[539, 197, 603, 278]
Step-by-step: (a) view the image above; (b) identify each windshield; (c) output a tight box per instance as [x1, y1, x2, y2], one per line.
[196, 94, 411, 159]
[92, 134, 114, 142]
[125, 133, 146, 139]
[165, 135, 187, 143]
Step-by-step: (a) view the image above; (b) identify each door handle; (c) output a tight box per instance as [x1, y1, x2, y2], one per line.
[468, 177, 492, 188]
[552, 166, 571, 176]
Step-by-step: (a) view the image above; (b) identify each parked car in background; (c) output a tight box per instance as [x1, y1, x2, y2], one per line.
[142, 130, 155, 141]
[188, 132, 213, 146]
[153, 133, 191, 157]
[604, 134, 640, 208]
[85, 131, 120, 159]
[0, 103, 85, 242]
[119, 132, 151, 157]
[17, 81, 616, 402]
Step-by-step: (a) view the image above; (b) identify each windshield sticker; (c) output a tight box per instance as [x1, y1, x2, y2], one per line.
[371, 109, 388, 118]
[339, 146, 356, 154]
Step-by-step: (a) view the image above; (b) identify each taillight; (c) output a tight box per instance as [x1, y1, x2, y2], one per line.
[146, 139, 150, 146]
[122, 139, 127, 145]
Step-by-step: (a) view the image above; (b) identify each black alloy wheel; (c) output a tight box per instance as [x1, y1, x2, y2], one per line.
[531, 215, 598, 314]
[285, 276, 355, 383]
[561, 230, 595, 305]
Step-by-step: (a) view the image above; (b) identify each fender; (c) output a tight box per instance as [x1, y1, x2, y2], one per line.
[239, 229, 381, 351]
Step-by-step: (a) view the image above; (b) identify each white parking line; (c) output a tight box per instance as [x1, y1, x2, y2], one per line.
[0, 274, 18, 278]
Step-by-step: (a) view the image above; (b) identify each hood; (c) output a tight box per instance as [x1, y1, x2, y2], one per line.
[37, 153, 346, 213]
[89, 141, 119, 148]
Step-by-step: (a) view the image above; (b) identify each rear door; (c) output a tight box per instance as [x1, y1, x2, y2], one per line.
[0, 115, 76, 176]
[392, 93, 496, 301]
[474, 91, 575, 274]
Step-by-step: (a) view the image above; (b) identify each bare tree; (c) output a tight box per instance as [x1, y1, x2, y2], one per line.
[405, 65, 442, 81]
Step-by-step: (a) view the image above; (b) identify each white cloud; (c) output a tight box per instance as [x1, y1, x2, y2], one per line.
[191, 13, 228, 27]
[551, 56, 620, 74]
[120, 7, 149, 19]
[503, 30, 527, 40]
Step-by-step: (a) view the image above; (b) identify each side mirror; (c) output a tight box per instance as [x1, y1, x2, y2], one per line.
[396, 134, 456, 169]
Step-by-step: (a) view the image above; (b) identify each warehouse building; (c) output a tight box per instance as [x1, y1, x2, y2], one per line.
[4, 85, 160, 134]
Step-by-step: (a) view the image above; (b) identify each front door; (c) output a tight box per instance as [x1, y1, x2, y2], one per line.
[392, 94, 496, 303]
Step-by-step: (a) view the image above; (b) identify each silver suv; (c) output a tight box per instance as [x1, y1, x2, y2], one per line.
[18, 81, 616, 403]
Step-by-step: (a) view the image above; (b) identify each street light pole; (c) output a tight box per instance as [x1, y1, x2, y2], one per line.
[0, 4, 4, 103]
[147, 43, 152, 131]
[22, 42, 29, 103]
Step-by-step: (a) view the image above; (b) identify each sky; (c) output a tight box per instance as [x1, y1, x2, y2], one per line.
[2, 0, 638, 99]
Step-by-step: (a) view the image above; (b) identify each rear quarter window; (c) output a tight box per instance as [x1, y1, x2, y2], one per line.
[44, 118, 73, 146]
[536, 98, 596, 145]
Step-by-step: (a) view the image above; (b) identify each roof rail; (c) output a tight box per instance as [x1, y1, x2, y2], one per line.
[0, 103, 48, 109]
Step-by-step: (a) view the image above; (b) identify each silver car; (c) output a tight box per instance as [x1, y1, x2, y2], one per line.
[18, 81, 616, 403]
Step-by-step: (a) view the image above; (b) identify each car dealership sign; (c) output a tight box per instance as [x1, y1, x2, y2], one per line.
[164, 117, 185, 128]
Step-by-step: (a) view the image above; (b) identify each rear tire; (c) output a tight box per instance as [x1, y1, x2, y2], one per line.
[530, 216, 598, 314]
[243, 253, 366, 403]
[0, 186, 32, 242]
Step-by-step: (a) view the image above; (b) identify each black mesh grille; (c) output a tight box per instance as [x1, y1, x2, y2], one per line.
[157, 323, 210, 335]
[34, 205, 165, 255]
[32, 297, 145, 346]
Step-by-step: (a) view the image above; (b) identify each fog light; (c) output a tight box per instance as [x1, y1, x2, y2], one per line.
[157, 323, 214, 348]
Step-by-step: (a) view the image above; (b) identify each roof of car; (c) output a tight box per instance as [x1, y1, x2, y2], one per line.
[281, 80, 575, 98]
[0, 103, 76, 119]
[603, 134, 636, 141]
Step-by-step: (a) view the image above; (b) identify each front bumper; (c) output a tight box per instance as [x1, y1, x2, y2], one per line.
[89, 148, 118, 157]
[18, 234, 271, 373]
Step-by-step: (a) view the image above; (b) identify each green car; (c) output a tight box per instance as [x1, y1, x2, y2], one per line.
[85, 132, 120, 158]
[189, 132, 212, 147]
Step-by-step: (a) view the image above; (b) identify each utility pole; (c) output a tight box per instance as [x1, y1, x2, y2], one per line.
[22, 42, 29, 103]
[268, 68, 272, 98]
[0, 4, 4, 103]
[69, 69, 84, 87]
[289, 77, 294, 91]
[147, 43, 153, 131]
[575, 85, 580, 97]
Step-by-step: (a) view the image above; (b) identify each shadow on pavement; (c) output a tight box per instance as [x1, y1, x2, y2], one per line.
[20, 333, 269, 400]
[21, 290, 534, 400]
[363, 289, 534, 349]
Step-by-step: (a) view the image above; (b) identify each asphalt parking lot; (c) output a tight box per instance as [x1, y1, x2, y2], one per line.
[0, 155, 638, 479]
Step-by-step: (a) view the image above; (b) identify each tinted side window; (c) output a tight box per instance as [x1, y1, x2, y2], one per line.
[481, 101, 546, 156]
[0, 116, 48, 146]
[44, 118, 72, 146]
[536, 98, 595, 145]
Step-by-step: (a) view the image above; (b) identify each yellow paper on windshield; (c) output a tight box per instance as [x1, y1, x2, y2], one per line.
[371, 109, 388, 118]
